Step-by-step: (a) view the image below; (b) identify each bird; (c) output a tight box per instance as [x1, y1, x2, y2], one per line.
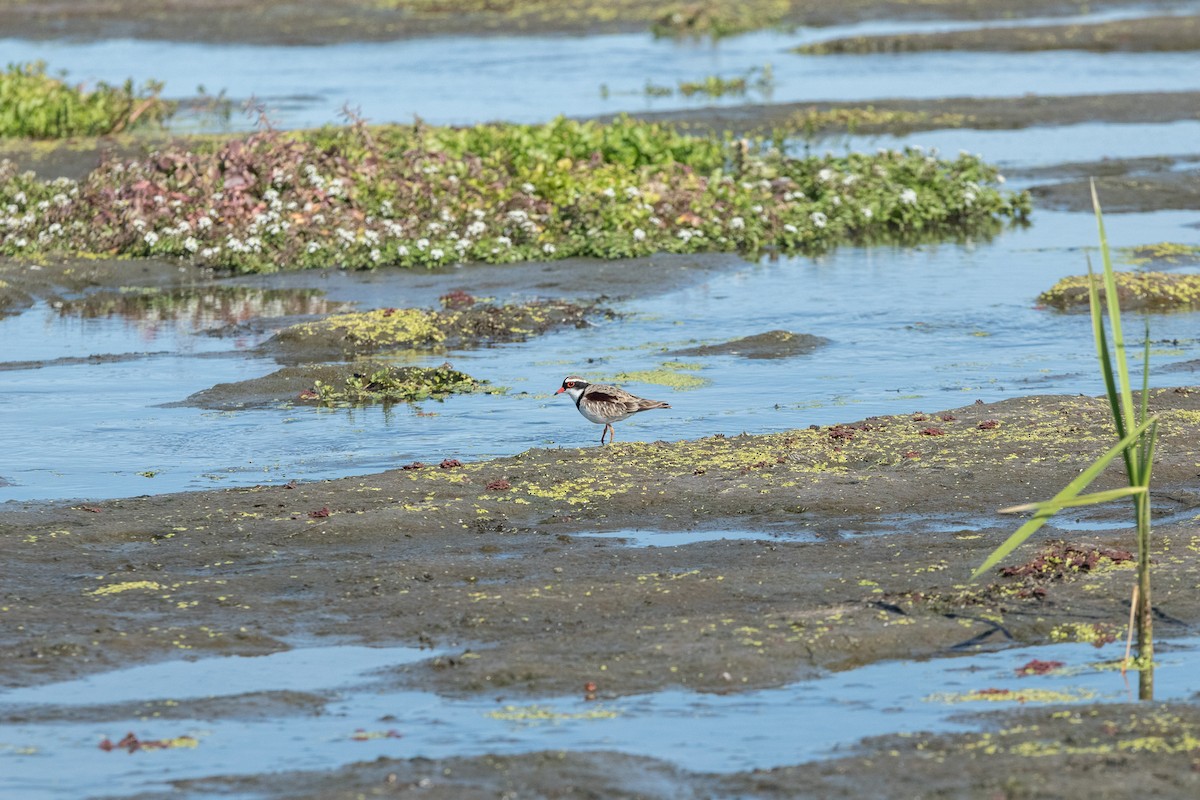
[555, 375, 670, 445]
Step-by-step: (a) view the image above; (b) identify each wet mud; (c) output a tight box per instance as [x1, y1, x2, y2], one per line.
[5, 391, 1200, 795]
[799, 14, 1200, 54]
[669, 329, 829, 359]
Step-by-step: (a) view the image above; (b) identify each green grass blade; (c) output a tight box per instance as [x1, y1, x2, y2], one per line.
[1138, 326, 1153, 466]
[998, 486, 1147, 514]
[970, 415, 1156, 581]
[1087, 257, 1127, 443]
[1091, 180, 1137, 434]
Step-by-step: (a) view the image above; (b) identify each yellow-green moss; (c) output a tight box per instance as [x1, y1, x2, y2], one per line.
[291, 307, 445, 348]
[1121, 241, 1200, 267]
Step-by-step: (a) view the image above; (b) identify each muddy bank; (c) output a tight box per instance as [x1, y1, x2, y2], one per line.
[1019, 156, 1200, 213]
[6, 389, 1200, 691]
[0, 0, 1156, 45]
[799, 14, 1200, 54]
[669, 329, 829, 359]
[629, 90, 1200, 139]
[5, 391, 1200, 794]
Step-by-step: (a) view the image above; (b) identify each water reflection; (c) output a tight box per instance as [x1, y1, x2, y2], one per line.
[55, 286, 346, 339]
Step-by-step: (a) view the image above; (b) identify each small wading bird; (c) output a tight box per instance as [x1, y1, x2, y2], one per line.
[556, 375, 670, 445]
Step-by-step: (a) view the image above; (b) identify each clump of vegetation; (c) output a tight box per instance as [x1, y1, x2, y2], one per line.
[275, 299, 601, 358]
[307, 362, 496, 406]
[1039, 271, 1200, 311]
[652, 0, 790, 38]
[1120, 241, 1200, 268]
[0, 61, 176, 139]
[0, 115, 1029, 273]
[785, 106, 968, 141]
[644, 64, 774, 99]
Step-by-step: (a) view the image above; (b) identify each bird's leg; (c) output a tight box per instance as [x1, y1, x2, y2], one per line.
[600, 423, 615, 445]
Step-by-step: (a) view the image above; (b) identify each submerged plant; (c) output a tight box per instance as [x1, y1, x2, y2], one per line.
[973, 182, 1158, 698]
[308, 363, 496, 406]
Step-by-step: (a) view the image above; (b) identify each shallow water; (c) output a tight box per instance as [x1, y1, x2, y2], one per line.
[1, 636, 1195, 799]
[4, 3, 1200, 129]
[3, 204, 1199, 503]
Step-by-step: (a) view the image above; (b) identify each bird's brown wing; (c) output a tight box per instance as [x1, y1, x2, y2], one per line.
[587, 386, 670, 415]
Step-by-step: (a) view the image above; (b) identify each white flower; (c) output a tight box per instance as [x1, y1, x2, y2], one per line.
[184, 236, 200, 253]
[542, 243, 556, 254]
[417, 238, 429, 250]
[521, 182, 536, 193]
[396, 245, 409, 256]
[370, 248, 382, 262]
[430, 248, 444, 260]
[467, 220, 487, 237]
[496, 236, 512, 247]
[783, 223, 797, 234]
[602, 187, 616, 198]
[861, 207, 874, 219]
[143, 231, 159, 246]
[625, 186, 640, 198]
[997, 174, 1006, 184]
[307, 241, 321, 254]
[899, 188, 918, 205]
[729, 216, 745, 230]
[633, 228, 646, 241]
[197, 216, 213, 230]
[810, 212, 827, 228]
[817, 168, 834, 182]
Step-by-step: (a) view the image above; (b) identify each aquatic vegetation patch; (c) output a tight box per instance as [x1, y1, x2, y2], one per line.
[785, 106, 968, 140]
[1120, 241, 1200, 268]
[273, 299, 603, 358]
[651, 0, 790, 38]
[0, 61, 175, 139]
[98, 731, 199, 752]
[0, 116, 1028, 272]
[926, 687, 1097, 705]
[304, 363, 498, 406]
[486, 703, 620, 722]
[642, 65, 774, 99]
[607, 362, 709, 390]
[1040, 271, 1200, 311]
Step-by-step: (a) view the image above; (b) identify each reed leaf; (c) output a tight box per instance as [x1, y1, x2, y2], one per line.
[970, 417, 1156, 581]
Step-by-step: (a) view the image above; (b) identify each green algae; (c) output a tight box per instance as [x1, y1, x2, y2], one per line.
[308, 363, 498, 406]
[1121, 241, 1200, 268]
[486, 703, 620, 722]
[608, 362, 709, 390]
[272, 299, 602, 360]
[926, 687, 1098, 705]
